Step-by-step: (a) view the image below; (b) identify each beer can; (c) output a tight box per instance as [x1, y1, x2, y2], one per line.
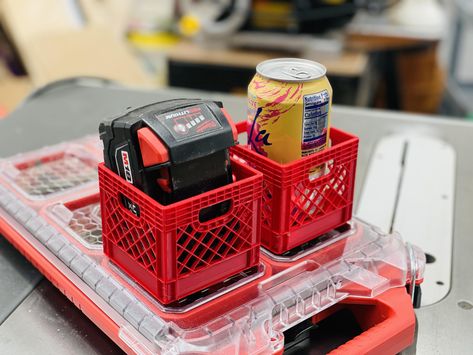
[247, 58, 332, 164]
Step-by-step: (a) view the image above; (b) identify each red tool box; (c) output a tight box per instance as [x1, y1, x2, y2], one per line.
[0, 135, 425, 354]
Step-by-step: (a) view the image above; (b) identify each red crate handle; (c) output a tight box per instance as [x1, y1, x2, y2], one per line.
[115, 191, 142, 221]
[301, 160, 340, 189]
[193, 198, 235, 230]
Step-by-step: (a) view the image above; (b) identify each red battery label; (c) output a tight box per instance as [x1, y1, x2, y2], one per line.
[121, 150, 133, 183]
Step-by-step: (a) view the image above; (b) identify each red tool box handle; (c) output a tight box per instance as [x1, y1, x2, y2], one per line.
[327, 288, 416, 355]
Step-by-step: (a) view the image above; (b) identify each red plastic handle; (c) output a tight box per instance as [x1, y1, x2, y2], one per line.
[236, 121, 247, 134]
[328, 288, 416, 355]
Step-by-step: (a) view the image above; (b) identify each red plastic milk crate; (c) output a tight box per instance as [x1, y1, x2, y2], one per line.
[98, 158, 262, 305]
[232, 122, 359, 254]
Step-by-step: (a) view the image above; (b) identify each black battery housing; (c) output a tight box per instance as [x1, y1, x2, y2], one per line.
[99, 99, 236, 205]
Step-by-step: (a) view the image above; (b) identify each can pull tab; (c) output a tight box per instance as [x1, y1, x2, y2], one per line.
[284, 66, 311, 80]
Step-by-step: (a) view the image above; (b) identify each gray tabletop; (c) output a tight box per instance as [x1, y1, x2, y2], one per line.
[0, 79, 472, 354]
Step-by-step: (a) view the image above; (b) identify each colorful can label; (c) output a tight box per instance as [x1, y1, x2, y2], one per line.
[302, 89, 330, 156]
[247, 59, 332, 164]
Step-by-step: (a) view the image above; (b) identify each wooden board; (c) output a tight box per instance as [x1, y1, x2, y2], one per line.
[168, 42, 368, 78]
[0, 0, 152, 87]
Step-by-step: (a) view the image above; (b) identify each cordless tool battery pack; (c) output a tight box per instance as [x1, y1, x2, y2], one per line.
[99, 99, 237, 205]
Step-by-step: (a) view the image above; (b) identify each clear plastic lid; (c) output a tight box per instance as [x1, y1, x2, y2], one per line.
[0, 137, 425, 354]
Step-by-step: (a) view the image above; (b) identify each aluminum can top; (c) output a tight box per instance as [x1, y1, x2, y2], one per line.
[256, 58, 327, 83]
